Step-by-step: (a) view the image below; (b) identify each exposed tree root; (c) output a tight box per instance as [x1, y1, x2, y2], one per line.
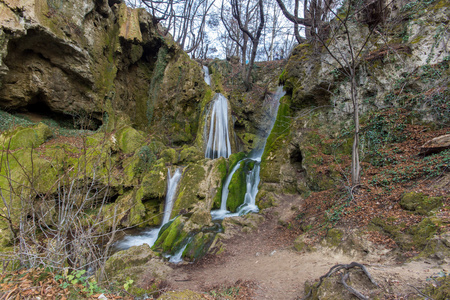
[303, 262, 378, 300]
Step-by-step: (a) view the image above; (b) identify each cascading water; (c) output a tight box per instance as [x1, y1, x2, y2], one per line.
[205, 93, 232, 159]
[211, 86, 285, 220]
[114, 168, 182, 250]
[203, 65, 211, 86]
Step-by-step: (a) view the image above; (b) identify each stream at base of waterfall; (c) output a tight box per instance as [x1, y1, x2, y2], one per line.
[113, 169, 182, 256]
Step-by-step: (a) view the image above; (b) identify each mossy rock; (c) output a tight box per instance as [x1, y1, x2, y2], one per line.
[417, 231, 450, 261]
[400, 192, 443, 215]
[101, 191, 146, 230]
[260, 96, 292, 183]
[226, 160, 247, 212]
[371, 217, 414, 250]
[179, 146, 203, 164]
[422, 274, 450, 300]
[325, 228, 344, 247]
[0, 123, 52, 150]
[184, 231, 216, 261]
[153, 216, 188, 254]
[410, 217, 442, 249]
[160, 148, 178, 164]
[211, 157, 228, 209]
[116, 126, 145, 154]
[101, 244, 172, 297]
[136, 162, 167, 201]
[294, 234, 315, 252]
[103, 244, 156, 274]
[172, 164, 206, 216]
[159, 290, 204, 300]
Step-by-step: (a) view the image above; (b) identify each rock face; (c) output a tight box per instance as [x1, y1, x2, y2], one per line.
[259, 0, 450, 195]
[420, 134, 450, 155]
[0, 0, 206, 142]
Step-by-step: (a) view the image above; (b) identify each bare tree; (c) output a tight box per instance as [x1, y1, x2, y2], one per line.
[275, 0, 337, 43]
[312, 0, 389, 187]
[230, 0, 265, 90]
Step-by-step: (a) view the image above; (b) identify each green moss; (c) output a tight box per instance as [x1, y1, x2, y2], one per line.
[400, 192, 443, 215]
[147, 46, 169, 126]
[260, 95, 293, 183]
[422, 275, 450, 300]
[371, 216, 443, 252]
[159, 290, 205, 299]
[0, 123, 52, 150]
[172, 164, 206, 216]
[212, 157, 228, 209]
[227, 160, 247, 212]
[153, 216, 188, 254]
[136, 162, 167, 201]
[325, 228, 344, 247]
[184, 232, 216, 261]
[410, 217, 442, 249]
[210, 64, 224, 93]
[179, 146, 203, 163]
[116, 126, 145, 154]
[160, 148, 178, 164]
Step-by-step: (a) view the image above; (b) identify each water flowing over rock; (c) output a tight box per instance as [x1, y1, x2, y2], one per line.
[212, 87, 285, 220]
[205, 93, 232, 159]
[114, 168, 182, 250]
[203, 66, 211, 86]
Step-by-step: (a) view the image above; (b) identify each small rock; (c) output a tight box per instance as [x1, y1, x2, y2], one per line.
[420, 134, 450, 155]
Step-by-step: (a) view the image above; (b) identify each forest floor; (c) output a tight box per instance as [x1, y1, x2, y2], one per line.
[165, 194, 450, 299]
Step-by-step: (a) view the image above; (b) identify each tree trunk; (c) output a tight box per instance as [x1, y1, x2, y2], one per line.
[351, 69, 360, 187]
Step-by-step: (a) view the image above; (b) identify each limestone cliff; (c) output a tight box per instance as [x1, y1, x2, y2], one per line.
[0, 0, 206, 143]
[258, 0, 450, 199]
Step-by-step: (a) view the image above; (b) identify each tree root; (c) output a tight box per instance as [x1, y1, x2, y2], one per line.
[303, 262, 378, 300]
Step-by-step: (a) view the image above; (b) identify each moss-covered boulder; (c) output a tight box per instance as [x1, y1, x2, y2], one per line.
[183, 231, 216, 261]
[400, 192, 443, 215]
[0, 123, 52, 150]
[160, 148, 178, 164]
[102, 244, 172, 297]
[116, 126, 145, 154]
[179, 146, 203, 164]
[153, 216, 188, 254]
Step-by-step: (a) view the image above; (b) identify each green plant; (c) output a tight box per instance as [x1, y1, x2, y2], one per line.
[124, 278, 134, 291]
[56, 270, 105, 296]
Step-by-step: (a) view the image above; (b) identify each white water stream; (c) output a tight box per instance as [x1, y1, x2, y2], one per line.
[114, 168, 182, 250]
[211, 86, 285, 220]
[203, 65, 211, 86]
[205, 93, 232, 159]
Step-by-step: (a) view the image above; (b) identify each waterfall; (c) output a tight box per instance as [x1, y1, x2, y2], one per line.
[211, 162, 242, 220]
[114, 168, 182, 250]
[203, 66, 211, 86]
[205, 93, 232, 159]
[211, 86, 285, 220]
[162, 168, 182, 225]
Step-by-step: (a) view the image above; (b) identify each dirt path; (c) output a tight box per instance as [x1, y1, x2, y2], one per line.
[165, 195, 449, 299]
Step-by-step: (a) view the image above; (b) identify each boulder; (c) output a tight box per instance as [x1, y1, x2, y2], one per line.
[102, 244, 172, 297]
[420, 134, 450, 155]
[0, 122, 52, 150]
[400, 192, 443, 215]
